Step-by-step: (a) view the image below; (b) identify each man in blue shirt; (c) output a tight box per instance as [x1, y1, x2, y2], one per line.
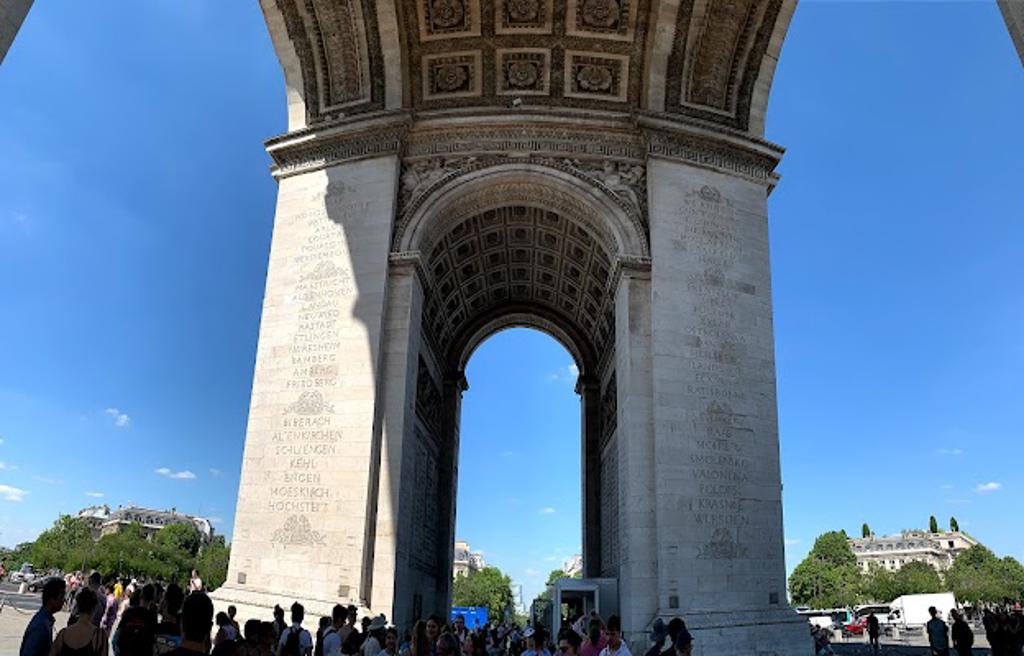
[20, 577, 66, 656]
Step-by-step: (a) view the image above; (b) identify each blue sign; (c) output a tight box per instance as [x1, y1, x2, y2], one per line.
[450, 606, 489, 629]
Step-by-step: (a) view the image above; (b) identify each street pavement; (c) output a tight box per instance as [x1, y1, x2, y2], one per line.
[0, 581, 41, 611]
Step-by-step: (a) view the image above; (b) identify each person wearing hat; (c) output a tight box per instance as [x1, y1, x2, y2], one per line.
[279, 602, 314, 656]
[520, 626, 550, 656]
[362, 615, 388, 656]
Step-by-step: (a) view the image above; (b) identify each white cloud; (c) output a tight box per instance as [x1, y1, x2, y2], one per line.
[0, 461, 16, 471]
[209, 516, 224, 525]
[937, 448, 964, 456]
[0, 484, 28, 502]
[500, 451, 516, 458]
[539, 507, 556, 515]
[209, 468, 222, 477]
[155, 468, 196, 480]
[784, 538, 801, 546]
[547, 363, 580, 385]
[33, 475, 63, 485]
[975, 482, 1001, 494]
[0, 437, 4, 444]
[941, 484, 953, 490]
[524, 568, 540, 577]
[84, 491, 104, 498]
[104, 408, 131, 428]
[543, 555, 559, 562]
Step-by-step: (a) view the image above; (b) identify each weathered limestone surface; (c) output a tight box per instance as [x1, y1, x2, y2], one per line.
[0, 0, 32, 64]
[999, 0, 1024, 66]
[646, 158, 806, 655]
[212, 156, 399, 619]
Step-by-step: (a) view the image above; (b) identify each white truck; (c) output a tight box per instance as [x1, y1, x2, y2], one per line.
[887, 593, 957, 628]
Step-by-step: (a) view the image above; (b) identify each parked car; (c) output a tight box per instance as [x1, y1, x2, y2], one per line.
[844, 616, 868, 636]
[27, 575, 63, 593]
[9, 562, 36, 584]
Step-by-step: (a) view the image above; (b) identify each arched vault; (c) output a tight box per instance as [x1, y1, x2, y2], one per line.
[260, 0, 796, 136]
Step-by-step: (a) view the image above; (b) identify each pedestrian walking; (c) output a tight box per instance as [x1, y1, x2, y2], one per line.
[597, 617, 629, 656]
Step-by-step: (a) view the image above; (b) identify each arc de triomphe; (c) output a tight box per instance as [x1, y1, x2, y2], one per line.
[209, 0, 813, 652]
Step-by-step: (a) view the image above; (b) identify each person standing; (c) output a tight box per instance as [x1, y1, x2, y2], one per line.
[379, 628, 399, 656]
[19, 577, 65, 656]
[579, 619, 605, 656]
[558, 630, 581, 656]
[597, 617, 630, 656]
[51, 589, 109, 656]
[322, 605, 346, 656]
[167, 592, 215, 656]
[362, 616, 387, 656]
[951, 610, 973, 656]
[188, 570, 203, 594]
[279, 602, 314, 656]
[101, 584, 119, 633]
[927, 606, 951, 656]
[520, 627, 550, 656]
[866, 612, 880, 656]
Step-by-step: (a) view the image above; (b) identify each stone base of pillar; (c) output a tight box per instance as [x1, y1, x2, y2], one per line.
[625, 609, 810, 656]
[208, 585, 368, 625]
[667, 608, 811, 656]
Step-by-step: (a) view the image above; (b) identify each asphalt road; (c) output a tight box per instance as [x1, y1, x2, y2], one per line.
[0, 581, 41, 611]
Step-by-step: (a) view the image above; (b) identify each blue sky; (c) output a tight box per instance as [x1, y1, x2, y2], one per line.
[0, 1, 1022, 607]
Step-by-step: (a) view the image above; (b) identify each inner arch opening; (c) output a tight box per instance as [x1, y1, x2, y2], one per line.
[405, 203, 623, 620]
[453, 328, 583, 615]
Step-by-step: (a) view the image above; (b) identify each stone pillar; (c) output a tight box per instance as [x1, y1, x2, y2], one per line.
[367, 255, 425, 625]
[646, 157, 806, 655]
[213, 156, 400, 619]
[0, 0, 32, 64]
[579, 375, 603, 578]
[611, 263, 658, 644]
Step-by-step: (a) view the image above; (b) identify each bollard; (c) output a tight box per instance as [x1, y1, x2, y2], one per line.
[18, 582, 27, 595]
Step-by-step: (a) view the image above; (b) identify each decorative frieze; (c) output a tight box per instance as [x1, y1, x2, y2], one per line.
[266, 120, 781, 196]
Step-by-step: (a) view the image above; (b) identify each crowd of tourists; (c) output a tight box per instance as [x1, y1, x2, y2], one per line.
[19, 571, 694, 656]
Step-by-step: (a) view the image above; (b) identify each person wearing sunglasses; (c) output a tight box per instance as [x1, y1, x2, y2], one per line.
[557, 630, 582, 656]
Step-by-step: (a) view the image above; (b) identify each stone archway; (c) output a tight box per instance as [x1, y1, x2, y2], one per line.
[213, 0, 813, 653]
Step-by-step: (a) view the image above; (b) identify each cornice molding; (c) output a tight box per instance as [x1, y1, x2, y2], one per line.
[265, 111, 783, 188]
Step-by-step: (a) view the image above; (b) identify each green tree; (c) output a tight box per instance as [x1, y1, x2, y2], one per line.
[788, 531, 860, 608]
[452, 566, 513, 621]
[861, 524, 871, 538]
[929, 516, 939, 533]
[30, 515, 94, 572]
[154, 523, 202, 559]
[950, 517, 960, 532]
[194, 536, 230, 591]
[945, 545, 1024, 603]
[893, 561, 942, 596]
[860, 563, 897, 603]
[546, 569, 567, 585]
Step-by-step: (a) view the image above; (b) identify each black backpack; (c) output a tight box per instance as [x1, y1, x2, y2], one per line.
[283, 627, 303, 656]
